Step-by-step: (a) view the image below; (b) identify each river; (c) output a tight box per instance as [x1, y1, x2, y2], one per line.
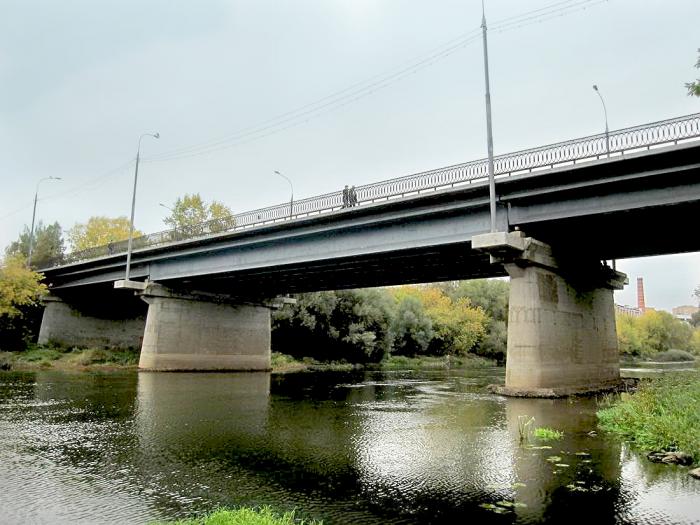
[0, 367, 698, 524]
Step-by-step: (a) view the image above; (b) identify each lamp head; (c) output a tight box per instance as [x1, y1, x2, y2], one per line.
[592, 85, 599, 92]
[153, 132, 160, 139]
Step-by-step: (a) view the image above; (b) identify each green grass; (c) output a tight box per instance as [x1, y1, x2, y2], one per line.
[597, 374, 700, 462]
[533, 427, 564, 441]
[152, 506, 322, 525]
[6, 345, 139, 370]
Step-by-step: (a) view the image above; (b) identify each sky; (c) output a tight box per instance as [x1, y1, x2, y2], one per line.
[1, 0, 698, 311]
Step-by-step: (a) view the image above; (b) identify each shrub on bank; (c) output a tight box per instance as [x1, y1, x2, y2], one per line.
[597, 375, 700, 462]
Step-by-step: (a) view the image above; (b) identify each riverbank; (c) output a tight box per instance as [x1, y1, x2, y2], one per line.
[597, 374, 700, 465]
[0, 347, 497, 373]
[151, 506, 321, 525]
[0, 345, 139, 371]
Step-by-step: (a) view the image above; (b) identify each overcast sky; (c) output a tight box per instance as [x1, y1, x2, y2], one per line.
[1, 0, 698, 310]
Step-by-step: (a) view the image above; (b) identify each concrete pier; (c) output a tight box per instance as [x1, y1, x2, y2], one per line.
[473, 231, 626, 397]
[137, 283, 272, 371]
[38, 294, 146, 349]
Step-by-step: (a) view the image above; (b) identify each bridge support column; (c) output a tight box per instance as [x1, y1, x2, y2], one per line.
[137, 283, 271, 371]
[38, 294, 146, 349]
[473, 231, 626, 397]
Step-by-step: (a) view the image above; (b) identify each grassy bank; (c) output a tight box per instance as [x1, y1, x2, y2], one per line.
[152, 506, 321, 525]
[597, 374, 700, 462]
[0, 345, 139, 371]
[271, 352, 497, 373]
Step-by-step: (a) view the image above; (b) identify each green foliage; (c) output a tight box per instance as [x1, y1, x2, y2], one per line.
[533, 427, 564, 441]
[272, 289, 393, 363]
[390, 294, 433, 356]
[151, 506, 321, 525]
[687, 49, 700, 97]
[5, 221, 64, 269]
[597, 375, 700, 461]
[68, 216, 140, 252]
[441, 279, 509, 361]
[616, 310, 699, 357]
[691, 310, 700, 328]
[163, 193, 234, 236]
[272, 283, 491, 364]
[0, 255, 47, 318]
[390, 286, 488, 356]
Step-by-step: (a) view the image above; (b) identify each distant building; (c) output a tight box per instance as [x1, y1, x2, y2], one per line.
[615, 304, 642, 317]
[672, 305, 699, 322]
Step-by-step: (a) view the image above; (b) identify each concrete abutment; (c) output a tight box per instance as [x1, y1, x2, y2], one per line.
[473, 231, 626, 397]
[38, 294, 146, 349]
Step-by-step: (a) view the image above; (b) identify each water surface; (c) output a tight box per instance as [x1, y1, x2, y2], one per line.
[0, 368, 698, 524]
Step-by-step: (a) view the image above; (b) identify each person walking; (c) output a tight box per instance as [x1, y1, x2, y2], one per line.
[342, 185, 349, 208]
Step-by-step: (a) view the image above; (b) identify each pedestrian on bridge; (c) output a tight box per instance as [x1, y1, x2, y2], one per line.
[349, 186, 358, 207]
[342, 185, 349, 208]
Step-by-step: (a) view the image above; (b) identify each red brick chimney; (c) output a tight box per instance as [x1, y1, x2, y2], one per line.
[637, 277, 646, 312]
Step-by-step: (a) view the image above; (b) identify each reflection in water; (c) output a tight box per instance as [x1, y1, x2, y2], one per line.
[0, 368, 698, 524]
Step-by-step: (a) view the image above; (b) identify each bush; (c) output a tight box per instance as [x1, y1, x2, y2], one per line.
[597, 375, 700, 461]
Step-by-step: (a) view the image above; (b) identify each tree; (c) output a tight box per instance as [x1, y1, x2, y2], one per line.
[687, 49, 700, 97]
[390, 285, 488, 356]
[5, 221, 64, 269]
[441, 279, 509, 360]
[271, 289, 393, 363]
[68, 216, 140, 252]
[163, 193, 234, 237]
[0, 255, 47, 318]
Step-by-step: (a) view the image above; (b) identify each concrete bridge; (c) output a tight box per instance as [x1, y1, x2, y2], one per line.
[37, 113, 700, 396]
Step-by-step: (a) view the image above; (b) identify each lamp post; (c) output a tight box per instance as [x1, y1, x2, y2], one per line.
[592, 85, 610, 157]
[124, 132, 159, 282]
[481, 3, 497, 233]
[158, 203, 173, 213]
[273, 170, 294, 219]
[28, 176, 62, 267]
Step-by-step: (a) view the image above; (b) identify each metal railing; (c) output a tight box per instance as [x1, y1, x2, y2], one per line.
[44, 112, 700, 269]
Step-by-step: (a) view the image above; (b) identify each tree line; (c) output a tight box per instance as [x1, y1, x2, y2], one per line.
[5, 193, 232, 269]
[272, 281, 509, 363]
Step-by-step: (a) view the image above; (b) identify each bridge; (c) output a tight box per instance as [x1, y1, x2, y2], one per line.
[38, 113, 700, 396]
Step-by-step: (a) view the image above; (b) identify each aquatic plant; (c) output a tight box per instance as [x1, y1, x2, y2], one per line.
[533, 427, 564, 441]
[517, 415, 535, 444]
[151, 506, 322, 525]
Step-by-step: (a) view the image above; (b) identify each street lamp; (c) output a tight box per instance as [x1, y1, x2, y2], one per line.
[273, 170, 294, 219]
[28, 176, 62, 267]
[124, 132, 159, 282]
[158, 203, 173, 213]
[592, 85, 610, 157]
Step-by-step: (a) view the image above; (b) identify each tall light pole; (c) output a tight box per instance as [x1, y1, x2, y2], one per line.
[273, 170, 294, 219]
[592, 85, 610, 157]
[28, 176, 62, 267]
[125, 132, 159, 282]
[481, 3, 497, 233]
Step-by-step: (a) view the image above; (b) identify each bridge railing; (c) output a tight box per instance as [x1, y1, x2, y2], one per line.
[44, 112, 700, 269]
